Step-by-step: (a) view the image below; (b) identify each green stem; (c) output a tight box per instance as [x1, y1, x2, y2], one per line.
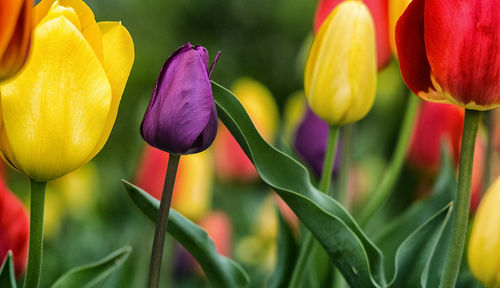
[358, 95, 419, 227]
[337, 125, 353, 210]
[148, 153, 180, 288]
[23, 180, 47, 288]
[289, 125, 339, 288]
[439, 109, 481, 288]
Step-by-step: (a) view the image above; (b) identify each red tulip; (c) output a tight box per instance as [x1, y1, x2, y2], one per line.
[407, 102, 464, 173]
[314, 0, 391, 69]
[396, 0, 500, 110]
[0, 179, 29, 277]
[199, 211, 233, 257]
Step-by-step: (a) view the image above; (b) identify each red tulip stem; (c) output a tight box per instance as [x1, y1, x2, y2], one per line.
[148, 153, 180, 288]
[23, 180, 47, 288]
[289, 125, 339, 288]
[439, 109, 481, 288]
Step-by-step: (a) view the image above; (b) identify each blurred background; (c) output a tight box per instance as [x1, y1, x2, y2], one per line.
[6, 0, 425, 287]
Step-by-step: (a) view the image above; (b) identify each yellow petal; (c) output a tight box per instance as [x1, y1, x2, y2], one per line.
[35, 0, 103, 61]
[0, 16, 112, 181]
[305, 1, 377, 125]
[85, 21, 134, 162]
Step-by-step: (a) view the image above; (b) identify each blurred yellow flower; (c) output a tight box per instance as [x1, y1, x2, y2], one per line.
[468, 176, 500, 287]
[282, 91, 307, 144]
[0, 0, 134, 182]
[304, 0, 376, 125]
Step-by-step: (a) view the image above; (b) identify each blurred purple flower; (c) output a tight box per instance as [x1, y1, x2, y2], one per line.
[294, 107, 341, 177]
[141, 43, 220, 154]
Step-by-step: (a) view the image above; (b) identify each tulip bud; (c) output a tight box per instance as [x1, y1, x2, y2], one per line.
[135, 145, 213, 221]
[141, 43, 220, 155]
[0, 0, 134, 182]
[0, 0, 32, 81]
[305, 1, 377, 125]
[388, 0, 411, 55]
[468, 176, 500, 287]
[213, 78, 279, 182]
[314, 0, 391, 69]
[396, 0, 500, 110]
[0, 179, 29, 277]
[294, 107, 341, 177]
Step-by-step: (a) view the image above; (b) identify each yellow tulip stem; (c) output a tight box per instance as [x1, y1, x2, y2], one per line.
[439, 109, 481, 288]
[23, 180, 47, 288]
[289, 125, 339, 288]
[148, 153, 181, 288]
[358, 95, 419, 227]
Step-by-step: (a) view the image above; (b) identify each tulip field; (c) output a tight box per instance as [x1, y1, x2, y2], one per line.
[1, 0, 498, 287]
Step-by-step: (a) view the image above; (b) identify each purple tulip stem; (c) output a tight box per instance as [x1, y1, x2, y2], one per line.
[148, 153, 181, 288]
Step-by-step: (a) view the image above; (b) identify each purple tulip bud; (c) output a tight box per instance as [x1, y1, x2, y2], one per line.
[141, 43, 220, 155]
[294, 107, 340, 177]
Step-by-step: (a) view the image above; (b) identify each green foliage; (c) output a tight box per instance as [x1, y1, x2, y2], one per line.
[0, 252, 17, 288]
[50, 246, 131, 288]
[123, 180, 250, 288]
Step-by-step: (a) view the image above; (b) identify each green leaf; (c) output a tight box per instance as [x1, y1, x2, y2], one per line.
[212, 81, 385, 288]
[50, 246, 131, 288]
[122, 180, 250, 288]
[0, 252, 17, 288]
[373, 151, 456, 281]
[388, 203, 453, 287]
[268, 210, 299, 288]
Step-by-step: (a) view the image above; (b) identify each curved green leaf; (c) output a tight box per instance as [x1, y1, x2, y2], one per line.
[0, 252, 17, 288]
[50, 246, 131, 288]
[268, 210, 298, 288]
[122, 180, 249, 288]
[212, 81, 385, 288]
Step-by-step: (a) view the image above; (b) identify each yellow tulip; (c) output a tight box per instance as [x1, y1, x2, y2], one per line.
[0, 0, 134, 182]
[468, 176, 500, 287]
[388, 0, 412, 55]
[304, 0, 376, 126]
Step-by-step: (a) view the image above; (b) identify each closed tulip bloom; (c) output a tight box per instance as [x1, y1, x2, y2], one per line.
[314, 0, 391, 69]
[0, 179, 29, 277]
[396, 0, 500, 110]
[141, 43, 220, 155]
[0, 0, 134, 182]
[468, 176, 500, 287]
[0, 0, 32, 81]
[294, 107, 341, 177]
[305, 1, 377, 125]
[388, 0, 411, 55]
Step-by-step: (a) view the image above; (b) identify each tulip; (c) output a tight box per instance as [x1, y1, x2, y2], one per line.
[396, 0, 500, 110]
[314, 0, 391, 69]
[141, 43, 220, 155]
[0, 179, 29, 277]
[0, 0, 135, 182]
[388, 0, 411, 55]
[0, 0, 32, 81]
[305, 0, 377, 125]
[135, 145, 213, 221]
[468, 176, 500, 287]
[294, 107, 341, 178]
[199, 211, 233, 257]
[282, 91, 307, 144]
[407, 102, 464, 173]
[213, 78, 279, 182]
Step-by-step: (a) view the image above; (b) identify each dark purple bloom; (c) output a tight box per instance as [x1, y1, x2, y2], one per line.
[294, 107, 340, 177]
[141, 43, 220, 154]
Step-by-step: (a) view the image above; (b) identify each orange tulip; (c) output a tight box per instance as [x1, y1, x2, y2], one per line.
[0, 0, 32, 81]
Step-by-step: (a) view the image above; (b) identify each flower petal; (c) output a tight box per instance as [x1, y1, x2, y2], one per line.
[0, 0, 24, 57]
[424, 0, 500, 109]
[0, 16, 112, 181]
[395, 0, 446, 102]
[36, 0, 103, 61]
[85, 21, 134, 162]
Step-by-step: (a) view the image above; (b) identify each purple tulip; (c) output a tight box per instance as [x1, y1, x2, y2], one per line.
[294, 107, 340, 177]
[141, 43, 220, 154]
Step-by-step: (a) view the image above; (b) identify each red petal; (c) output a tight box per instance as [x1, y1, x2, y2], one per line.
[424, 0, 500, 108]
[395, 0, 435, 96]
